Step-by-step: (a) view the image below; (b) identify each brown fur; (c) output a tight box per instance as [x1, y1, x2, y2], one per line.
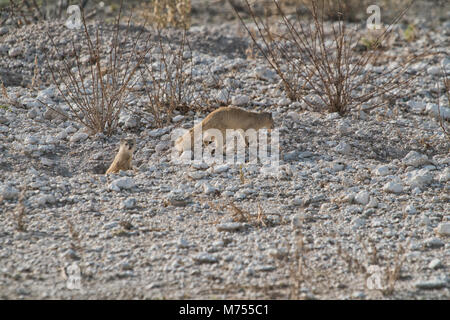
[105, 138, 136, 174]
[175, 106, 274, 153]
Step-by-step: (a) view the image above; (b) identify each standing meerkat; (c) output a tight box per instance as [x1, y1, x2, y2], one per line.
[105, 138, 136, 174]
[175, 106, 274, 153]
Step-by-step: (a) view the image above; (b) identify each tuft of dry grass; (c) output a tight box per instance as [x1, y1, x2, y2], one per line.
[41, 1, 153, 136]
[210, 200, 273, 228]
[13, 186, 27, 232]
[437, 65, 450, 139]
[232, 0, 431, 115]
[66, 218, 81, 253]
[137, 0, 191, 29]
[30, 54, 39, 90]
[337, 238, 408, 296]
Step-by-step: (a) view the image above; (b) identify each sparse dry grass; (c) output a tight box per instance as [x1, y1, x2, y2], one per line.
[137, 0, 191, 29]
[13, 186, 27, 232]
[232, 0, 430, 115]
[209, 200, 274, 228]
[438, 66, 450, 139]
[41, 1, 153, 136]
[337, 238, 408, 296]
[1, 0, 89, 27]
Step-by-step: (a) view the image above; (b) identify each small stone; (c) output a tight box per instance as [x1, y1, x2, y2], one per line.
[24, 135, 39, 145]
[148, 128, 168, 138]
[122, 197, 136, 209]
[383, 181, 403, 194]
[193, 253, 218, 264]
[177, 238, 190, 249]
[255, 265, 276, 272]
[1, 185, 19, 200]
[284, 151, 299, 161]
[278, 97, 291, 106]
[213, 164, 230, 173]
[438, 167, 450, 183]
[424, 237, 444, 248]
[374, 165, 390, 176]
[292, 198, 304, 206]
[352, 217, 366, 229]
[352, 291, 366, 299]
[292, 214, 303, 228]
[427, 66, 441, 75]
[109, 177, 136, 191]
[407, 100, 426, 113]
[56, 131, 68, 141]
[367, 197, 378, 208]
[216, 222, 245, 232]
[231, 95, 250, 106]
[203, 183, 217, 195]
[62, 249, 80, 260]
[330, 161, 345, 172]
[27, 108, 38, 119]
[267, 248, 288, 259]
[403, 204, 417, 215]
[40, 158, 54, 166]
[172, 115, 184, 122]
[70, 132, 89, 143]
[335, 142, 351, 155]
[287, 111, 300, 122]
[192, 162, 209, 170]
[123, 115, 139, 129]
[407, 169, 433, 188]
[234, 192, 247, 200]
[428, 259, 441, 269]
[355, 191, 370, 205]
[254, 67, 276, 81]
[215, 89, 230, 104]
[8, 47, 22, 57]
[358, 111, 368, 120]
[155, 142, 169, 153]
[0, 27, 8, 36]
[188, 171, 208, 180]
[338, 122, 352, 135]
[415, 279, 447, 290]
[326, 113, 340, 120]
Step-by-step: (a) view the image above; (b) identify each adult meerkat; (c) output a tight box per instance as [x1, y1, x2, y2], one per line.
[175, 106, 274, 153]
[105, 138, 136, 174]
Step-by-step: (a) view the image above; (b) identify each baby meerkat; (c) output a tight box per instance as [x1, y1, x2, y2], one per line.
[105, 138, 136, 174]
[175, 106, 274, 153]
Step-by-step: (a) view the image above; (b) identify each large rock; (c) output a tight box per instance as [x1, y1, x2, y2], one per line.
[109, 177, 136, 191]
[402, 151, 429, 167]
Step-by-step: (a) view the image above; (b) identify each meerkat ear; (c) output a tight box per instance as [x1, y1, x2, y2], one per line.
[120, 138, 126, 144]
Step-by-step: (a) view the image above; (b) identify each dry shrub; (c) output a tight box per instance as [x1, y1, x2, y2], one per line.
[232, 0, 431, 115]
[42, 1, 152, 135]
[138, 28, 202, 127]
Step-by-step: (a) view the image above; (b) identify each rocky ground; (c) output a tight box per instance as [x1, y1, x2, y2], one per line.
[0, 2, 449, 300]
